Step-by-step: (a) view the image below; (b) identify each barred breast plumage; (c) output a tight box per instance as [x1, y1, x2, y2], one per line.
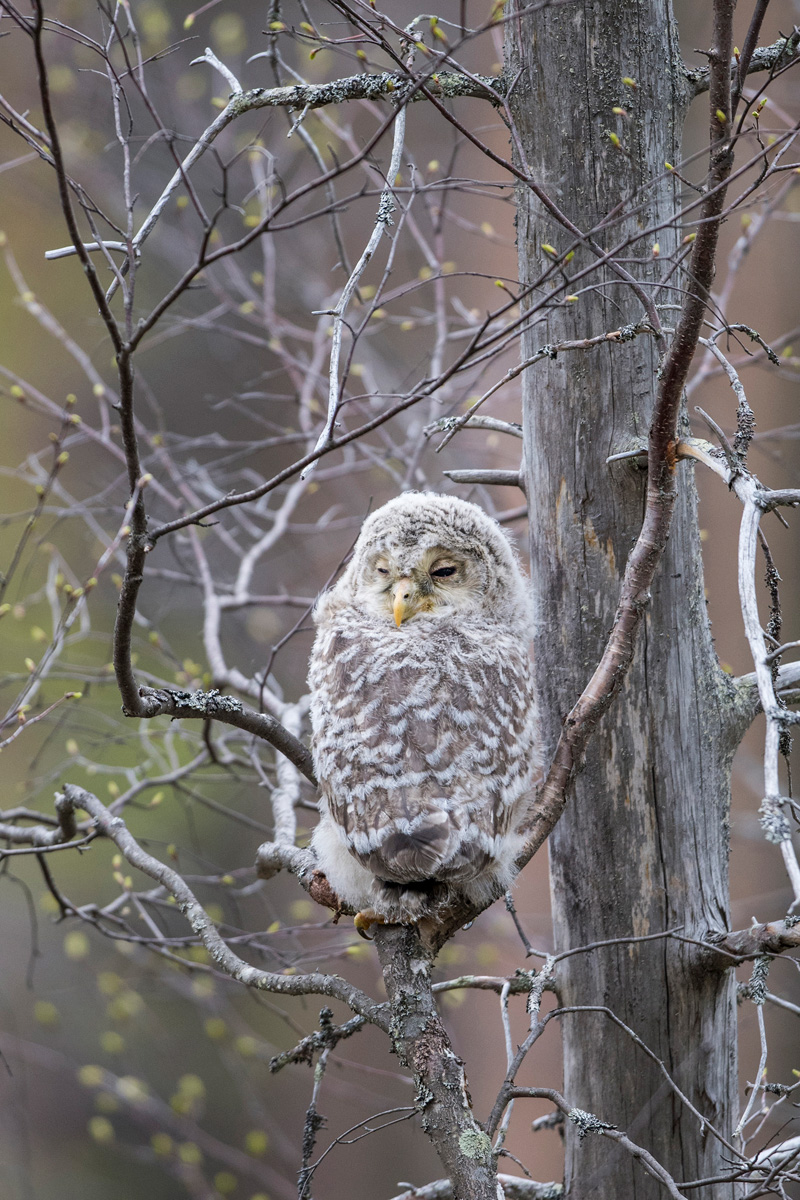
[308, 493, 540, 928]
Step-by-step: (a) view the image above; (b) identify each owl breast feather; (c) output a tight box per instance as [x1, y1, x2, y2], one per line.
[309, 610, 537, 888]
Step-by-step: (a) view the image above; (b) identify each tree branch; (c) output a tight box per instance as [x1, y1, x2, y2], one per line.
[255, 841, 317, 885]
[686, 31, 800, 98]
[131, 686, 316, 784]
[703, 917, 800, 968]
[733, 661, 800, 728]
[0, 789, 79, 852]
[507, 1087, 689, 1200]
[43, 70, 502, 266]
[443, 470, 523, 489]
[269, 1008, 368, 1074]
[673, 351, 800, 903]
[305, 89, 408, 473]
[388, 1180, 562, 1200]
[59, 785, 386, 1027]
[374, 924, 500, 1200]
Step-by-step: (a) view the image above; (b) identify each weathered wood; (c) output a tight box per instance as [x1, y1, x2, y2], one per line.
[506, 3, 740, 1197]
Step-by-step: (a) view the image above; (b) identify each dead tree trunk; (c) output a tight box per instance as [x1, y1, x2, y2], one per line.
[507, 3, 740, 1196]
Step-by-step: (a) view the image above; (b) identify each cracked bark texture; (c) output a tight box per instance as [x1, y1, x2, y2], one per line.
[507, 3, 740, 1197]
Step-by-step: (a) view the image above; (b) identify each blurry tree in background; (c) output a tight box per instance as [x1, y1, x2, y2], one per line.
[1, 1, 800, 1198]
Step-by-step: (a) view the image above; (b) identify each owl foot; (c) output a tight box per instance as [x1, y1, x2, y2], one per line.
[354, 909, 385, 940]
[308, 869, 344, 921]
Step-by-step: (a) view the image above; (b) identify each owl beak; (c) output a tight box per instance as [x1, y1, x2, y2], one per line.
[392, 578, 416, 627]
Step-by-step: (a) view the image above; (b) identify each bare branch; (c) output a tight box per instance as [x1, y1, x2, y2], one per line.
[59, 785, 385, 1026]
[131, 687, 316, 784]
[269, 1007, 367, 1074]
[703, 917, 800, 967]
[435, 322, 655, 453]
[443, 469, 523, 488]
[255, 841, 317, 884]
[426, 416, 524, 441]
[735, 958, 770, 1140]
[508, 1087, 689, 1200]
[0, 789, 78, 852]
[687, 31, 800, 98]
[305, 96, 407, 473]
[677, 346, 800, 903]
[388, 1180, 562, 1200]
[43, 70, 502, 266]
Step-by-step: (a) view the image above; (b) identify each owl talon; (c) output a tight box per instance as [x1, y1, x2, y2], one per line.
[354, 910, 384, 940]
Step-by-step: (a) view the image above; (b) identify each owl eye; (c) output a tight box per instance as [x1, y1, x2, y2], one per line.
[431, 566, 457, 578]
[376, 566, 389, 576]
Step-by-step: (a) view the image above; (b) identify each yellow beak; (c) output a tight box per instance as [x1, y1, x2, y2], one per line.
[393, 578, 415, 627]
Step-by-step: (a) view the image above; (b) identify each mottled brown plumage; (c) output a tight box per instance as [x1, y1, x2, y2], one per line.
[308, 493, 539, 925]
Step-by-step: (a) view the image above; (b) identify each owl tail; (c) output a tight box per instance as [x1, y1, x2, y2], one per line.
[366, 824, 452, 887]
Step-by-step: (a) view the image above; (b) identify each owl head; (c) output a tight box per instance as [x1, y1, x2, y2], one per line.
[317, 493, 531, 632]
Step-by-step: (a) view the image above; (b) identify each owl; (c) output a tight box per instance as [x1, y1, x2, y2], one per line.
[308, 493, 539, 935]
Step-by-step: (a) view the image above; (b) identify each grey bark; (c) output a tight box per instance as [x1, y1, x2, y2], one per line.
[507, 3, 740, 1197]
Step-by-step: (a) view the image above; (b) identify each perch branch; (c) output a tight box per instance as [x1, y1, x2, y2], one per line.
[374, 923, 500, 1200]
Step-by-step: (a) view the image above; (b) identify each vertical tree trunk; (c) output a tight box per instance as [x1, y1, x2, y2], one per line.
[507, 4, 740, 1196]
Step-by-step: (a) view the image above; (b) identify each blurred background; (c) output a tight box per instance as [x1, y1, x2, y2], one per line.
[0, 1, 798, 1197]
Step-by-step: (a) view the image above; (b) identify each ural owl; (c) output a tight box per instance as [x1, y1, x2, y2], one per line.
[308, 493, 539, 933]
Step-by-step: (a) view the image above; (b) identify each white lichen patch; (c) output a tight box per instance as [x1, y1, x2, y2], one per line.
[458, 1128, 493, 1164]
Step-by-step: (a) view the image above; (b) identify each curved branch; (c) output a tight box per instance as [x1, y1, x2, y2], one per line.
[0, 790, 77, 849]
[508, 3, 738, 877]
[60, 785, 386, 1027]
[130, 687, 316, 784]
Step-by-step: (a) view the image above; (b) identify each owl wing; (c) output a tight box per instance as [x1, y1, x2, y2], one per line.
[309, 613, 538, 887]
